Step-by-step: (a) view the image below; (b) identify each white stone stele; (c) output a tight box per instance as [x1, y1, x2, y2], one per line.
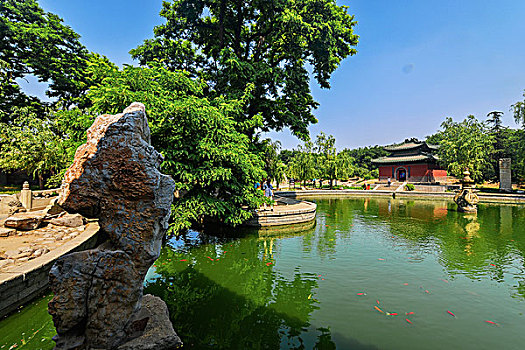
[499, 158, 512, 191]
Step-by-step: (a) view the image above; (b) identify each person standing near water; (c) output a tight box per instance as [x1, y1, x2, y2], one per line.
[263, 179, 274, 211]
[388, 177, 391, 187]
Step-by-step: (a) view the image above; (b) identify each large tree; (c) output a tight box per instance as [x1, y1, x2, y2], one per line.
[511, 91, 525, 182]
[287, 141, 317, 186]
[315, 132, 336, 188]
[0, 0, 92, 117]
[512, 90, 525, 128]
[131, 0, 358, 140]
[435, 116, 494, 182]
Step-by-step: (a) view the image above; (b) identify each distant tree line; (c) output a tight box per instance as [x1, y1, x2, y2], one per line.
[426, 101, 525, 184]
[273, 133, 387, 188]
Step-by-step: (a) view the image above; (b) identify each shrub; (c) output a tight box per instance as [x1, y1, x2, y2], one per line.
[405, 183, 415, 191]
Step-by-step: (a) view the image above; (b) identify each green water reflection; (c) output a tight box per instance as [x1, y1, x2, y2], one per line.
[148, 198, 525, 349]
[0, 294, 55, 349]
[1, 197, 525, 349]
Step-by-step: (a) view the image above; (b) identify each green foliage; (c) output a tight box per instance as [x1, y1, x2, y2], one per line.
[0, 107, 71, 188]
[131, 0, 358, 140]
[287, 141, 317, 186]
[435, 116, 494, 182]
[405, 183, 415, 191]
[261, 139, 286, 188]
[282, 135, 386, 185]
[315, 132, 337, 187]
[0, 0, 92, 115]
[339, 146, 387, 179]
[507, 129, 525, 182]
[512, 90, 525, 128]
[87, 63, 265, 233]
[335, 151, 355, 181]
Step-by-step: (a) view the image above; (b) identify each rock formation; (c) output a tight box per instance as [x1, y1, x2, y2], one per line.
[48, 103, 181, 349]
[454, 169, 479, 213]
[0, 194, 24, 215]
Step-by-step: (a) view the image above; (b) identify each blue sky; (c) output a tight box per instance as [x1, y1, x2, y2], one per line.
[26, 0, 525, 149]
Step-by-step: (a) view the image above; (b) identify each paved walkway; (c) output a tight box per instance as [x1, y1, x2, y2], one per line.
[0, 222, 100, 317]
[276, 189, 525, 203]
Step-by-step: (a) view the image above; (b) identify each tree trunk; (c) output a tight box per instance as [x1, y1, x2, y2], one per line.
[219, 0, 226, 49]
[234, 0, 243, 56]
[38, 173, 44, 190]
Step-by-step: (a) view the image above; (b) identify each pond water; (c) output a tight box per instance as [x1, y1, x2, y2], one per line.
[1, 197, 525, 349]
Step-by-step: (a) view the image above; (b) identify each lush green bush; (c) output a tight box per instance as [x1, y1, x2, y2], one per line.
[88, 63, 266, 234]
[405, 183, 415, 191]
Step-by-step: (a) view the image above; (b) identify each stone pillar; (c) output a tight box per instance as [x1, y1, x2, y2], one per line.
[19, 181, 32, 210]
[499, 158, 512, 192]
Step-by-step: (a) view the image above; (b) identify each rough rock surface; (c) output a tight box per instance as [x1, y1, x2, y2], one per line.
[50, 213, 84, 228]
[45, 198, 65, 216]
[117, 295, 183, 350]
[4, 211, 45, 230]
[0, 227, 16, 237]
[48, 103, 176, 349]
[49, 250, 142, 349]
[0, 194, 23, 215]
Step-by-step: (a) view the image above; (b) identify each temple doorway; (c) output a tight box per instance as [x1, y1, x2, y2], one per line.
[397, 168, 407, 181]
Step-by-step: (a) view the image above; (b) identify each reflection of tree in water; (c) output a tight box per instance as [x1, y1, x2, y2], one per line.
[350, 198, 525, 299]
[146, 232, 333, 349]
[302, 198, 356, 260]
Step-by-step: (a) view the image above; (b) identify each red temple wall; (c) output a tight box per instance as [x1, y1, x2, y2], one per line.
[378, 163, 447, 183]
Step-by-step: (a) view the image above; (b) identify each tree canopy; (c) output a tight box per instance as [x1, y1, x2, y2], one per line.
[434, 116, 494, 182]
[512, 90, 525, 128]
[131, 0, 358, 140]
[0, 0, 92, 117]
[0, 107, 70, 188]
[87, 63, 265, 233]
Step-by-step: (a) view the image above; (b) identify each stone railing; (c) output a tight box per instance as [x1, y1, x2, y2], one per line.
[0, 182, 60, 216]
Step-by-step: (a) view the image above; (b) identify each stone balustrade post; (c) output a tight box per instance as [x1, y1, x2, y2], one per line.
[20, 181, 32, 210]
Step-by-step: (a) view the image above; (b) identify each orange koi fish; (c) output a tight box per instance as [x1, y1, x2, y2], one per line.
[406, 318, 413, 324]
[484, 320, 499, 326]
[406, 312, 415, 315]
[357, 293, 366, 296]
[447, 310, 456, 317]
[266, 262, 272, 266]
[376, 300, 380, 304]
[386, 312, 398, 316]
[374, 306, 385, 314]
[180, 259, 187, 262]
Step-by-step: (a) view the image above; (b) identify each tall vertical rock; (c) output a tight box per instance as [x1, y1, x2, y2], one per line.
[48, 103, 179, 349]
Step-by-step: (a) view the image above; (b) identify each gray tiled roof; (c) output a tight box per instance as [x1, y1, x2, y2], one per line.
[383, 141, 440, 151]
[372, 154, 439, 164]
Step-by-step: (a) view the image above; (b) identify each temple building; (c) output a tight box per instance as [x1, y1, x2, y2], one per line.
[372, 138, 447, 183]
